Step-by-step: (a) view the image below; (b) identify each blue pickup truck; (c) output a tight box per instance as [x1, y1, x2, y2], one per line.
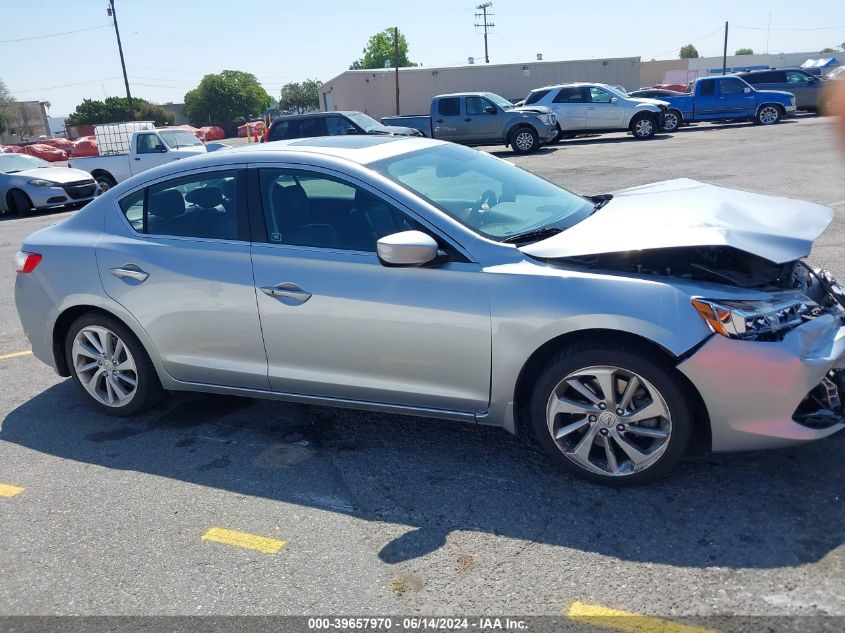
[658, 76, 797, 132]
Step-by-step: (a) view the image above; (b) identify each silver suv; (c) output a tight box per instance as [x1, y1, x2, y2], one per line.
[524, 82, 668, 140]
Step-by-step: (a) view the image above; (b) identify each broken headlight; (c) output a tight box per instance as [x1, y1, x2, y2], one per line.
[691, 295, 817, 341]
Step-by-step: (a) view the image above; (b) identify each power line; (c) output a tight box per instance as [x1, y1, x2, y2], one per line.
[734, 24, 845, 31]
[0, 24, 110, 44]
[13, 77, 121, 94]
[644, 26, 725, 60]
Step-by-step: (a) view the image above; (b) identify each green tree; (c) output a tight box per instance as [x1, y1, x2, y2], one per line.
[183, 70, 271, 133]
[279, 79, 323, 114]
[820, 47, 837, 54]
[735, 48, 754, 55]
[679, 44, 700, 59]
[350, 28, 413, 70]
[0, 78, 14, 136]
[67, 97, 173, 126]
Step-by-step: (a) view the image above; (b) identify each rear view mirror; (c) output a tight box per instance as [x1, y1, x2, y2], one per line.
[377, 231, 439, 267]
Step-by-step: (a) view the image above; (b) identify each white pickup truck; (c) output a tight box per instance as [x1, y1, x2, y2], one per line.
[68, 122, 207, 191]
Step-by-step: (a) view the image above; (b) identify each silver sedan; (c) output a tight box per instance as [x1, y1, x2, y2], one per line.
[0, 153, 99, 214]
[13, 136, 845, 484]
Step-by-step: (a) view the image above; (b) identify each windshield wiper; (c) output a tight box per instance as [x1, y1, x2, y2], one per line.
[503, 226, 564, 245]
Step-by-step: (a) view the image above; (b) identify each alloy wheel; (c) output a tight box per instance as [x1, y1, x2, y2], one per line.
[634, 119, 654, 137]
[72, 326, 138, 407]
[663, 112, 680, 131]
[546, 365, 672, 477]
[515, 131, 535, 152]
[759, 106, 779, 124]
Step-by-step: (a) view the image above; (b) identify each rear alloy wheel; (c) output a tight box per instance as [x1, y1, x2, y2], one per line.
[7, 190, 33, 215]
[756, 105, 781, 125]
[662, 110, 682, 132]
[66, 313, 162, 416]
[531, 344, 692, 485]
[630, 114, 657, 139]
[511, 127, 539, 154]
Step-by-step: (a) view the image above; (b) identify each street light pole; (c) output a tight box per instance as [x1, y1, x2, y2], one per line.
[108, 0, 133, 119]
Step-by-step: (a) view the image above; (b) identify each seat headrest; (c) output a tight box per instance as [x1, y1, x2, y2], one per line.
[272, 182, 311, 228]
[149, 189, 185, 219]
[186, 186, 223, 208]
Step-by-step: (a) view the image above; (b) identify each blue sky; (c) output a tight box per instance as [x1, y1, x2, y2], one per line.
[2, 0, 844, 116]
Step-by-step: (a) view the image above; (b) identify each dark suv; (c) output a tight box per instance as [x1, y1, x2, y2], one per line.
[736, 68, 824, 111]
[264, 111, 422, 142]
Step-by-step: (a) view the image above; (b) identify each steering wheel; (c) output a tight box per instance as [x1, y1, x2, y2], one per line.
[468, 189, 498, 226]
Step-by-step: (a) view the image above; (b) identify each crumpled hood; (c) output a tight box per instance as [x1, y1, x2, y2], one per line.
[520, 178, 833, 264]
[511, 105, 555, 116]
[629, 97, 669, 107]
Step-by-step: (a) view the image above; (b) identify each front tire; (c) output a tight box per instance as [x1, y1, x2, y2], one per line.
[7, 189, 33, 215]
[530, 341, 693, 485]
[94, 173, 117, 192]
[65, 313, 163, 416]
[630, 113, 658, 139]
[662, 109, 682, 132]
[510, 127, 539, 154]
[755, 105, 782, 125]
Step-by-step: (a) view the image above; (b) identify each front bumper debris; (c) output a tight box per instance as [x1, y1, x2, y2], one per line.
[678, 313, 845, 451]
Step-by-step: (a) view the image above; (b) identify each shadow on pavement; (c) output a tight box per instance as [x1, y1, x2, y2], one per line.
[4, 381, 844, 568]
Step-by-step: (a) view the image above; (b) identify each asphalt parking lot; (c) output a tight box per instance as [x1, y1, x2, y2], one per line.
[1, 115, 845, 623]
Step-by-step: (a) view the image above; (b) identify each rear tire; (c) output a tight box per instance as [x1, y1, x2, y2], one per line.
[94, 173, 117, 192]
[510, 127, 540, 154]
[65, 313, 163, 417]
[529, 340, 693, 486]
[7, 189, 33, 215]
[630, 113, 658, 139]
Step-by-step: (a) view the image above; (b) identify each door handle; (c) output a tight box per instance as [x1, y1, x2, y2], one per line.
[435, 119, 443, 123]
[134, 157, 141, 160]
[464, 118, 472, 122]
[260, 282, 312, 303]
[110, 264, 149, 282]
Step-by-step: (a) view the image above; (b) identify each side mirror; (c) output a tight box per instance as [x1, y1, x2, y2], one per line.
[377, 230, 439, 267]
[485, 105, 497, 115]
[743, 87, 752, 94]
[610, 97, 619, 104]
[346, 127, 359, 135]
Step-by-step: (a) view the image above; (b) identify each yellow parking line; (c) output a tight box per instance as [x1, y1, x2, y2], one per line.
[201, 527, 286, 554]
[0, 350, 32, 361]
[567, 601, 717, 633]
[0, 483, 25, 498]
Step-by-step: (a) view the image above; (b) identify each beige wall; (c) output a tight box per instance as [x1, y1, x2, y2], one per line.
[639, 59, 689, 88]
[0, 101, 50, 144]
[321, 57, 641, 120]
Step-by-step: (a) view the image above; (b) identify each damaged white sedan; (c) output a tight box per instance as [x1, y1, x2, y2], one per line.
[14, 137, 845, 485]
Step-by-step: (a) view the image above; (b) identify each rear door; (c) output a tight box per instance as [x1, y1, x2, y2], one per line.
[550, 87, 587, 130]
[97, 166, 269, 390]
[585, 86, 625, 129]
[432, 97, 465, 141]
[716, 77, 757, 116]
[694, 79, 717, 116]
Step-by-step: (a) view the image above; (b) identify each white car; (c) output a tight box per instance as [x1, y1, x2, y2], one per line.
[0, 154, 99, 215]
[523, 82, 669, 140]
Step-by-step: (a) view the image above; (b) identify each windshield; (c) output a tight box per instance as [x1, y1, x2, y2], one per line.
[369, 144, 594, 242]
[157, 130, 204, 149]
[827, 66, 845, 79]
[0, 154, 50, 173]
[485, 93, 513, 109]
[603, 85, 629, 99]
[347, 112, 385, 133]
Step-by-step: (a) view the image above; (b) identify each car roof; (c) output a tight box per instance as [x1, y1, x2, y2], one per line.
[738, 68, 804, 74]
[270, 111, 363, 123]
[531, 82, 606, 92]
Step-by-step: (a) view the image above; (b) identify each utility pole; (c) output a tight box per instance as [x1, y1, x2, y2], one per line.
[394, 26, 400, 115]
[108, 0, 133, 119]
[722, 20, 729, 75]
[475, 2, 494, 64]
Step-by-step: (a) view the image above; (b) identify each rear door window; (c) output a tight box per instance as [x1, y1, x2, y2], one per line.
[553, 87, 587, 103]
[786, 70, 809, 84]
[298, 117, 327, 138]
[437, 98, 460, 116]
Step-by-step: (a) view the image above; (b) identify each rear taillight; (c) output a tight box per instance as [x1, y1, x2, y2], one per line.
[14, 251, 42, 273]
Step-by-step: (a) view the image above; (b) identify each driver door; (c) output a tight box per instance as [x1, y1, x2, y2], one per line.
[132, 133, 172, 175]
[249, 165, 492, 413]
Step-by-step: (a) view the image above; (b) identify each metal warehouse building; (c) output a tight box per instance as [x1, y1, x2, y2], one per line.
[320, 57, 641, 120]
